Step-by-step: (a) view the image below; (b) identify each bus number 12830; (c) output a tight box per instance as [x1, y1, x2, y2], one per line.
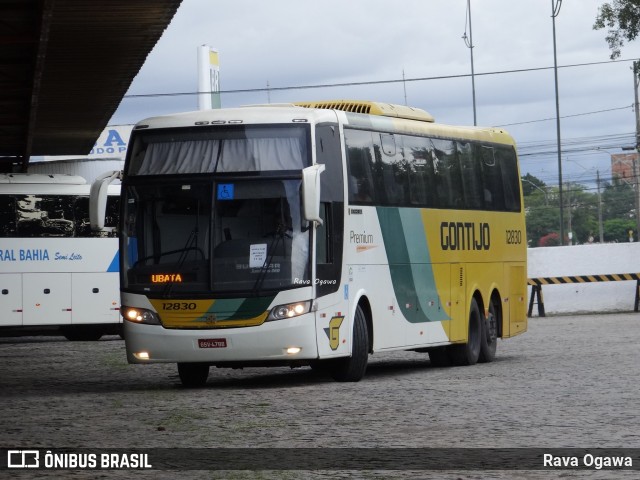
[506, 229, 522, 245]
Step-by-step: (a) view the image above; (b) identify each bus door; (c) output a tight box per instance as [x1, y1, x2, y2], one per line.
[23, 273, 72, 326]
[505, 263, 527, 337]
[0, 274, 23, 326]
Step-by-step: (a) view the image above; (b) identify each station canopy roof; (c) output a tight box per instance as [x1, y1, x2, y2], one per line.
[0, 0, 182, 171]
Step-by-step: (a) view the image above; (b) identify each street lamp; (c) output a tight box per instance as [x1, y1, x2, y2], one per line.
[463, 0, 477, 126]
[522, 179, 549, 205]
[551, 0, 564, 245]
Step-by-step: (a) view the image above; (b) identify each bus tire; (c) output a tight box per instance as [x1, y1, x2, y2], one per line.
[449, 297, 482, 366]
[330, 305, 369, 382]
[177, 363, 209, 387]
[479, 299, 498, 363]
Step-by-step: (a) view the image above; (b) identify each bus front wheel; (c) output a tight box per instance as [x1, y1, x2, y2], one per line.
[449, 298, 482, 366]
[177, 363, 210, 387]
[329, 305, 369, 382]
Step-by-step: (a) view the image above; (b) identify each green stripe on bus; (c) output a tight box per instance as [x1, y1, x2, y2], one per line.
[377, 207, 449, 323]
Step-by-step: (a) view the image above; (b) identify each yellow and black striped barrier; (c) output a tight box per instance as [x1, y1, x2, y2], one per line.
[527, 273, 640, 317]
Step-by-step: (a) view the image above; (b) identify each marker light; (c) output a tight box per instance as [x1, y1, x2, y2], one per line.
[286, 347, 302, 355]
[133, 351, 150, 360]
[267, 301, 312, 321]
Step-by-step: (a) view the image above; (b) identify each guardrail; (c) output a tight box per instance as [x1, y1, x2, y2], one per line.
[527, 273, 640, 317]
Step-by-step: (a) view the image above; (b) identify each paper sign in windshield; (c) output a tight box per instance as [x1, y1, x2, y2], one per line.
[249, 243, 267, 268]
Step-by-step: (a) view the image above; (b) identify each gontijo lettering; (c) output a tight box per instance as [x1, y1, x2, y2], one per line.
[440, 222, 490, 251]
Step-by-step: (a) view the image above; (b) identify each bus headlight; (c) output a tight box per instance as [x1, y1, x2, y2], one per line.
[122, 307, 161, 325]
[267, 301, 311, 321]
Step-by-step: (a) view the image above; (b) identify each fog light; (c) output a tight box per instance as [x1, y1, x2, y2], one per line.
[286, 347, 302, 355]
[134, 351, 150, 360]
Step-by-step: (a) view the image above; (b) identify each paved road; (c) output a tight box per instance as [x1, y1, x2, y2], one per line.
[1, 313, 639, 479]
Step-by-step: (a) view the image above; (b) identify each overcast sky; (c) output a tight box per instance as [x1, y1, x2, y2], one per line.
[110, 0, 640, 187]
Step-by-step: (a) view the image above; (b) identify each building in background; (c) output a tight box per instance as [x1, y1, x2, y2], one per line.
[30, 125, 132, 183]
[611, 152, 639, 186]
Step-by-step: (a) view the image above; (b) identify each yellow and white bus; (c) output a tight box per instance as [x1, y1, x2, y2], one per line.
[92, 100, 527, 386]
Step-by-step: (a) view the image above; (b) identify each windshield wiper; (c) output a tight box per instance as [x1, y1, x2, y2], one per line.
[251, 196, 291, 296]
[251, 223, 288, 296]
[162, 200, 202, 298]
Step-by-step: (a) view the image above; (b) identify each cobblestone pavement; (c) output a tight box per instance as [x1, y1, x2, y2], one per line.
[1, 313, 639, 479]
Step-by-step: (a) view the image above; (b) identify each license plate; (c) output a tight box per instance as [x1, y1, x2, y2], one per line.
[198, 338, 227, 348]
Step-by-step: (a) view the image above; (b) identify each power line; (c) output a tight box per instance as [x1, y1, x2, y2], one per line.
[496, 104, 634, 127]
[123, 57, 639, 99]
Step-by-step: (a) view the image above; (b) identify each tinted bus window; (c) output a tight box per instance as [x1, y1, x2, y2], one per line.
[458, 141, 484, 209]
[373, 133, 407, 206]
[0, 196, 17, 237]
[497, 146, 521, 212]
[345, 130, 376, 204]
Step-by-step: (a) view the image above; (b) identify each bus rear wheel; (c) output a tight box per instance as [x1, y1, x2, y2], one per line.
[177, 363, 210, 387]
[449, 298, 482, 366]
[330, 305, 369, 382]
[479, 299, 498, 363]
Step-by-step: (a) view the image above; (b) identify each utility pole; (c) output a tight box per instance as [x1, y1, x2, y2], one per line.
[597, 170, 604, 243]
[463, 0, 477, 126]
[552, 0, 564, 245]
[634, 61, 640, 239]
[566, 182, 572, 245]
[402, 69, 408, 106]
[634, 159, 640, 240]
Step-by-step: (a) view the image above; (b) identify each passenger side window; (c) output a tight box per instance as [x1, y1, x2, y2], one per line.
[345, 129, 376, 204]
[431, 139, 460, 208]
[458, 141, 483, 209]
[497, 146, 521, 212]
[0, 196, 17, 237]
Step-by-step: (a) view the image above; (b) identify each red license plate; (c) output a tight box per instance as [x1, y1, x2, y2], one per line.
[198, 338, 227, 348]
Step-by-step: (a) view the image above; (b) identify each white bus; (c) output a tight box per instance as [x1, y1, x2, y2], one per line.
[0, 173, 121, 340]
[91, 101, 527, 386]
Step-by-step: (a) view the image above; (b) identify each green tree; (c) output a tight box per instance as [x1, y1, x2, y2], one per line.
[601, 179, 636, 220]
[521, 173, 547, 196]
[594, 1, 640, 59]
[522, 175, 604, 246]
[565, 183, 599, 244]
[604, 218, 637, 242]
[522, 174, 559, 246]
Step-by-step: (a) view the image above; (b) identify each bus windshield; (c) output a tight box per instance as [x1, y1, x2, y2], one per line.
[127, 125, 309, 175]
[122, 178, 310, 295]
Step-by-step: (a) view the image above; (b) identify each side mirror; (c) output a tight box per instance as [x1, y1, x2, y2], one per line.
[301, 164, 325, 225]
[90, 170, 122, 231]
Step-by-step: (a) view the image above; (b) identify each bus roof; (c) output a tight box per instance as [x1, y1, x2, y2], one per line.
[132, 101, 516, 147]
[294, 100, 435, 123]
